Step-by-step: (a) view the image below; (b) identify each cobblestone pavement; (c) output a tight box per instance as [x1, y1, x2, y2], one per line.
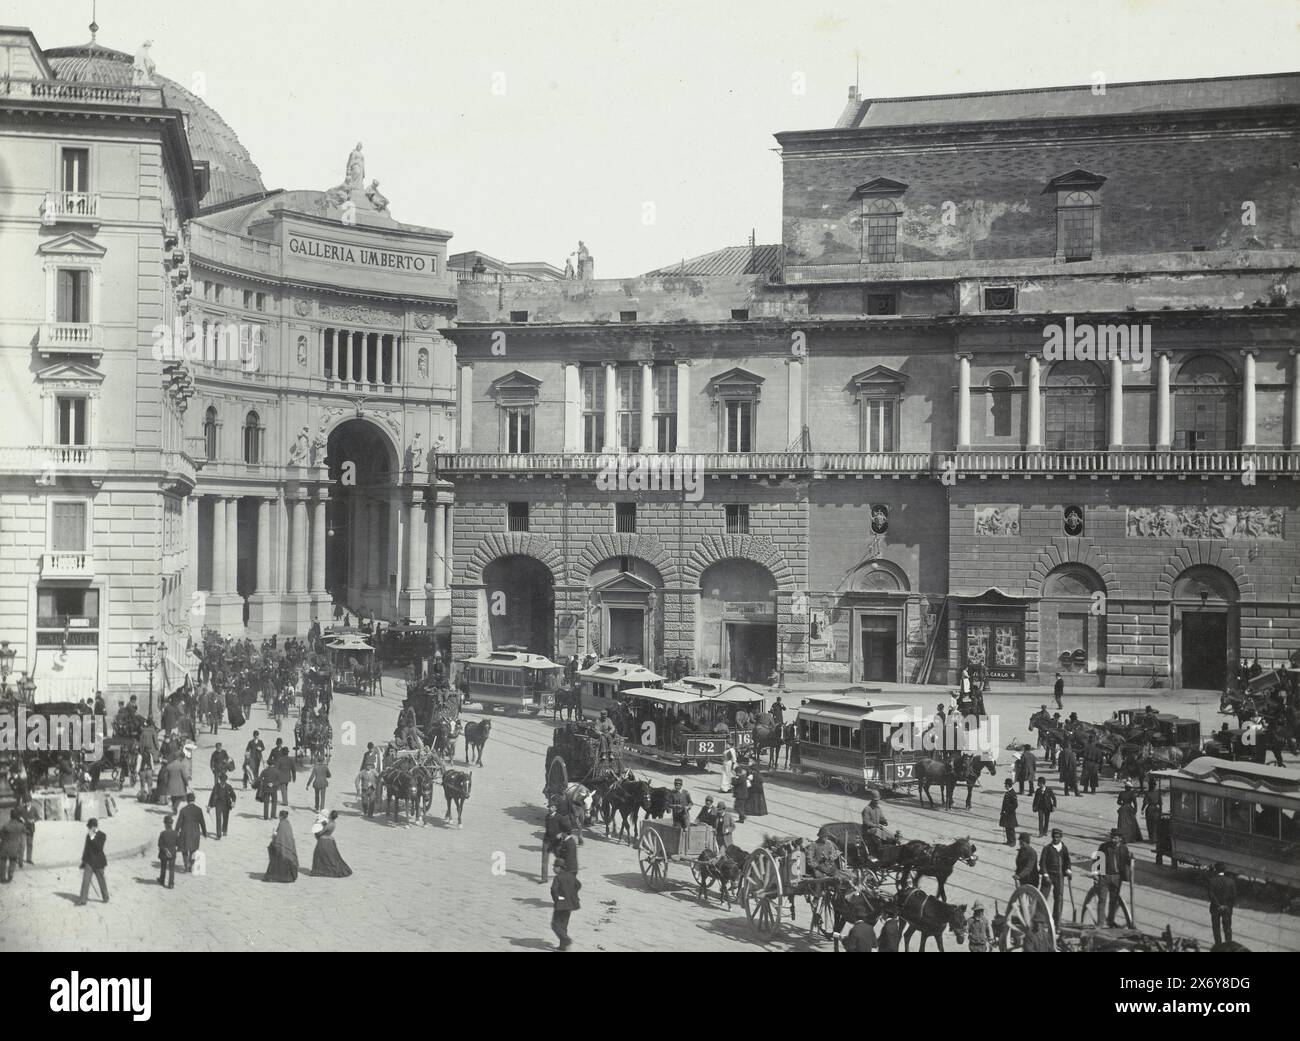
[0, 681, 1294, 952]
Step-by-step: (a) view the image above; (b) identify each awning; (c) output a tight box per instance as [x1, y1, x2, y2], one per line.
[32, 648, 98, 704]
[621, 686, 708, 706]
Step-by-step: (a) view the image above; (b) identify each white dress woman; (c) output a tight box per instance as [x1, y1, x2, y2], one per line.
[720, 743, 738, 793]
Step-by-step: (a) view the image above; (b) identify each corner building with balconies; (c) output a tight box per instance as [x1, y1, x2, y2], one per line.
[443, 73, 1300, 689]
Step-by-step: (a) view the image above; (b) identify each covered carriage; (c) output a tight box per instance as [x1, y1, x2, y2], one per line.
[324, 632, 377, 696]
[616, 678, 766, 769]
[793, 693, 925, 795]
[543, 720, 624, 798]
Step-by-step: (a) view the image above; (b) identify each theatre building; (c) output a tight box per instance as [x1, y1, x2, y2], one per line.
[442, 73, 1300, 689]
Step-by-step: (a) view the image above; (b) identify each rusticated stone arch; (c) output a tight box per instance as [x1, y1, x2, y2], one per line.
[1024, 540, 1118, 598]
[683, 535, 796, 590]
[575, 534, 679, 585]
[1154, 546, 1254, 601]
[465, 532, 567, 585]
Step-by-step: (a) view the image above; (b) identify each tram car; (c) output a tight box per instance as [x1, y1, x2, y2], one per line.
[1152, 759, 1300, 898]
[616, 678, 767, 768]
[793, 692, 926, 795]
[458, 648, 563, 714]
[577, 659, 664, 721]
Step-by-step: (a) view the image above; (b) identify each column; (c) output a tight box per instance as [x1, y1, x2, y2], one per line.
[443, 502, 454, 588]
[956, 355, 971, 448]
[337, 330, 349, 385]
[290, 497, 308, 593]
[603, 362, 617, 451]
[1025, 354, 1042, 449]
[458, 366, 473, 449]
[1291, 350, 1300, 449]
[211, 497, 227, 594]
[349, 498, 363, 592]
[407, 495, 428, 591]
[255, 497, 271, 593]
[365, 333, 375, 386]
[187, 496, 199, 581]
[1156, 352, 1172, 449]
[325, 329, 334, 379]
[223, 496, 239, 595]
[353, 331, 364, 383]
[787, 358, 803, 448]
[311, 493, 327, 594]
[640, 361, 654, 452]
[1108, 352, 1124, 448]
[1241, 350, 1257, 448]
[675, 360, 691, 451]
[432, 502, 446, 590]
[563, 364, 581, 452]
[366, 502, 381, 588]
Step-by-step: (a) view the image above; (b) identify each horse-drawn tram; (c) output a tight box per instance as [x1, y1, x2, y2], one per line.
[458, 648, 563, 715]
[794, 694, 925, 795]
[577, 659, 664, 720]
[1153, 758, 1300, 897]
[617, 679, 766, 769]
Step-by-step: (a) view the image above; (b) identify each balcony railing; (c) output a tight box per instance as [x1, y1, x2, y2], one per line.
[946, 449, 1300, 476]
[41, 191, 99, 223]
[39, 322, 101, 357]
[40, 552, 93, 578]
[1, 78, 163, 106]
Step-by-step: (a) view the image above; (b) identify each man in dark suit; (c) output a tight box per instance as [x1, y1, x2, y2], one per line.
[1096, 828, 1133, 926]
[999, 779, 1019, 846]
[1053, 673, 1064, 710]
[157, 815, 178, 889]
[1080, 734, 1102, 794]
[1206, 862, 1236, 945]
[1058, 743, 1080, 796]
[1038, 828, 1071, 925]
[1014, 832, 1039, 888]
[549, 854, 581, 951]
[75, 819, 108, 905]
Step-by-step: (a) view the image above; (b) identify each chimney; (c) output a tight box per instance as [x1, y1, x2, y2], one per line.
[834, 85, 865, 129]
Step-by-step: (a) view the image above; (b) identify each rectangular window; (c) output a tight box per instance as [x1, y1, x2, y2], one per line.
[652, 366, 677, 452]
[504, 407, 532, 453]
[581, 367, 606, 453]
[243, 290, 254, 310]
[213, 284, 224, 304]
[725, 504, 749, 535]
[615, 502, 637, 534]
[509, 310, 529, 323]
[866, 293, 897, 315]
[616, 366, 641, 451]
[1061, 208, 1095, 260]
[731, 308, 749, 321]
[1197, 794, 1223, 827]
[255, 292, 266, 312]
[863, 398, 896, 452]
[983, 286, 1017, 311]
[507, 501, 529, 532]
[51, 501, 87, 552]
[56, 269, 91, 323]
[1252, 803, 1280, 838]
[37, 586, 98, 628]
[1225, 799, 1252, 833]
[61, 147, 90, 193]
[620, 311, 637, 323]
[56, 397, 88, 446]
[1175, 393, 1237, 452]
[1046, 391, 1105, 451]
[724, 399, 752, 452]
[866, 214, 898, 263]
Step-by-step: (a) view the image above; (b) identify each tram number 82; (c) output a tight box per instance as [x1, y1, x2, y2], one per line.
[686, 737, 723, 757]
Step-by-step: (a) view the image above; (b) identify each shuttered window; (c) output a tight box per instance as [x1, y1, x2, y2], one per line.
[51, 501, 87, 552]
[56, 269, 91, 323]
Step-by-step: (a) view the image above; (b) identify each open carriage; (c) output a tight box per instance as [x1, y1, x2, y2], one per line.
[543, 720, 625, 798]
[616, 678, 767, 769]
[739, 836, 877, 942]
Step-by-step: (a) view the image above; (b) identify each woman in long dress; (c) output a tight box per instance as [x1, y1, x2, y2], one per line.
[1116, 781, 1144, 843]
[310, 811, 352, 877]
[226, 690, 245, 730]
[746, 763, 769, 817]
[264, 811, 298, 882]
[720, 742, 737, 793]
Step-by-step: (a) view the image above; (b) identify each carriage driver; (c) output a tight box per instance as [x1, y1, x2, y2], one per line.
[666, 778, 693, 828]
[595, 711, 618, 760]
[860, 789, 889, 855]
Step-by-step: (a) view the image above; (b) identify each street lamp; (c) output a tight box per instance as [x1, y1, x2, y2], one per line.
[135, 635, 161, 722]
[0, 640, 15, 696]
[17, 673, 35, 706]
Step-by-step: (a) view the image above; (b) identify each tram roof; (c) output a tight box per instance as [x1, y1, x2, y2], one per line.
[797, 694, 910, 723]
[1152, 758, 1300, 799]
[325, 635, 373, 651]
[666, 676, 767, 703]
[577, 660, 664, 683]
[462, 650, 561, 669]
[622, 686, 714, 706]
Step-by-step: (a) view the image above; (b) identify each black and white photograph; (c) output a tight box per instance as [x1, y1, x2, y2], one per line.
[0, 0, 1297, 977]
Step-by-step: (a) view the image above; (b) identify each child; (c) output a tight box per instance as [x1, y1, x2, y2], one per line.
[157, 815, 178, 889]
[549, 855, 581, 951]
[968, 900, 992, 952]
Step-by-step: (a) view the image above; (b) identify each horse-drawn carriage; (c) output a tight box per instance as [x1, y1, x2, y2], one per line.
[543, 720, 625, 798]
[614, 678, 766, 769]
[459, 648, 562, 715]
[324, 632, 377, 696]
[294, 714, 333, 764]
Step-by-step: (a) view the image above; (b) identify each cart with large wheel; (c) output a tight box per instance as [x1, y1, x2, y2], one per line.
[636, 819, 718, 892]
[740, 837, 875, 943]
[999, 883, 1057, 951]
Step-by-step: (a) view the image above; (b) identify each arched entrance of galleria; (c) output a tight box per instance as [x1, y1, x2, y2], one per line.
[698, 559, 777, 683]
[325, 419, 398, 617]
[483, 555, 555, 656]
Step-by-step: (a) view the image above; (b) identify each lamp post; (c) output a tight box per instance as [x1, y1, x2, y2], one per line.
[0, 640, 15, 698]
[135, 635, 160, 722]
[18, 673, 35, 706]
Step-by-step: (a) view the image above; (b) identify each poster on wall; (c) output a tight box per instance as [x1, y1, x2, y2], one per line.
[963, 618, 1024, 680]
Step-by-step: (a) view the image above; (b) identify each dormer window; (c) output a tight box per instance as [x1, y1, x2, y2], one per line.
[1045, 170, 1106, 261]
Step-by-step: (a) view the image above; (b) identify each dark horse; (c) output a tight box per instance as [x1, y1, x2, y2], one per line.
[463, 720, 492, 765]
[692, 844, 747, 907]
[601, 776, 652, 842]
[894, 837, 977, 901]
[753, 722, 797, 769]
[898, 886, 968, 952]
[442, 768, 472, 827]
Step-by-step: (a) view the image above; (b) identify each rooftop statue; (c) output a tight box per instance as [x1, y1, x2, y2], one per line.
[365, 179, 390, 213]
[132, 40, 156, 86]
[344, 143, 366, 191]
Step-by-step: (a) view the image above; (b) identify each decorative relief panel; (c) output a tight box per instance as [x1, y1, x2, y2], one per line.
[1126, 506, 1283, 540]
[974, 505, 1021, 537]
[318, 302, 400, 327]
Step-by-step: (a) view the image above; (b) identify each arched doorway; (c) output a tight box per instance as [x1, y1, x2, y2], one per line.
[1040, 564, 1107, 680]
[326, 419, 397, 616]
[586, 557, 664, 667]
[698, 559, 777, 683]
[483, 555, 555, 656]
[840, 560, 909, 683]
[1172, 565, 1238, 690]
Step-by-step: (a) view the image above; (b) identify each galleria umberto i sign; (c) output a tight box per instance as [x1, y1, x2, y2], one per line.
[287, 232, 438, 273]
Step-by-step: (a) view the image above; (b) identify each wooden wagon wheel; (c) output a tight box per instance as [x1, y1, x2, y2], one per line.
[1000, 884, 1056, 952]
[638, 827, 669, 891]
[815, 773, 833, 790]
[810, 881, 839, 940]
[545, 754, 569, 798]
[837, 777, 861, 796]
[1079, 883, 1132, 928]
[689, 857, 713, 898]
[742, 847, 785, 940]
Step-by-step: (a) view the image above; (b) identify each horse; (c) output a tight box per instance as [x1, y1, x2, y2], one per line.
[560, 782, 595, 842]
[463, 720, 492, 766]
[897, 886, 968, 952]
[915, 757, 958, 810]
[950, 753, 997, 809]
[693, 844, 747, 907]
[600, 776, 652, 842]
[552, 685, 582, 722]
[647, 785, 672, 820]
[442, 768, 472, 827]
[752, 722, 797, 769]
[427, 717, 462, 758]
[895, 837, 977, 901]
[380, 761, 415, 822]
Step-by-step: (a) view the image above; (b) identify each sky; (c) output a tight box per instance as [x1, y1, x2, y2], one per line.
[10, 0, 1299, 276]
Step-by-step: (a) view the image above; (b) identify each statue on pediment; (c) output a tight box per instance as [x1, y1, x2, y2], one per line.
[132, 41, 156, 86]
[409, 431, 424, 470]
[344, 143, 366, 192]
[289, 426, 311, 466]
[365, 180, 390, 213]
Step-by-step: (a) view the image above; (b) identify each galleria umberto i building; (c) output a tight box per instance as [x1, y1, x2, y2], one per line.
[1, 25, 1298, 702]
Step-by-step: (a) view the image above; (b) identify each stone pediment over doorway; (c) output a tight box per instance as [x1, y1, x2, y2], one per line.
[590, 571, 657, 598]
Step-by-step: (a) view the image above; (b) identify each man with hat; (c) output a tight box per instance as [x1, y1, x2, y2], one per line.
[1057, 739, 1080, 797]
[1206, 862, 1236, 945]
[549, 849, 581, 951]
[860, 789, 889, 854]
[666, 777, 693, 829]
[1014, 832, 1039, 889]
[695, 795, 718, 827]
[1032, 776, 1056, 837]
[1094, 828, 1133, 927]
[1080, 733, 1102, 794]
[1015, 743, 1037, 795]
[714, 799, 735, 849]
[999, 778, 1019, 846]
[595, 710, 617, 760]
[1038, 828, 1072, 926]
[967, 901, 993, 952]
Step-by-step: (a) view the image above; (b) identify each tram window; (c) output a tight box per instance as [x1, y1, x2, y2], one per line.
[1224, 799, 1251, 833]
[1281, 809, 1299, 843]
[829, 725, 853, 749]
[1252, 803, 1280, 839]
[1172, 789, 1196, 821]
[1197, 795, 1222, 827]
[802, 721, 821, 743]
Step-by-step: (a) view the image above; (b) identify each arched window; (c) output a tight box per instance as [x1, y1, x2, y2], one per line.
[203, 406, 218, 461]
[1058, 190, 1097, 260]
[243, 410, 262, 464]
[1044, 361, 1105, 450]
[865, 198, 899, 264]
[986, 371, 1014, 438]
[1174, 355, 1238, 451]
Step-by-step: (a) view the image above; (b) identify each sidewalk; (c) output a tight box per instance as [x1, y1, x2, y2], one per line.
[762, 678, 1220, 700]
